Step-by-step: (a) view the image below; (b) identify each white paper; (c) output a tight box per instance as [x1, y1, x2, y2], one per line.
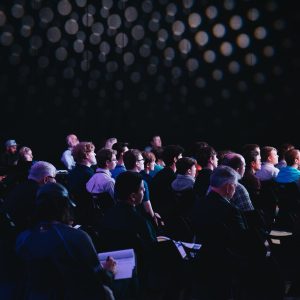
[180, 242, 202, 250]
[269, 230, 292, 237]
[98, 249, 135, 280]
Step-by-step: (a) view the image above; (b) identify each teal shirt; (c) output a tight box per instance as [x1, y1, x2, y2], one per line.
[275, 166, 300, 183]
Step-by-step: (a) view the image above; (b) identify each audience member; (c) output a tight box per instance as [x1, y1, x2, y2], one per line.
[193, 165, 284, 300]
[67, 142, 96, 196]
[221, 152, 255, 211]
[3, 161, 57, 233]
[103, 137, 117, 150]
[149, 146, 164, 177]
[171, 157, 197, 192]
[144, 135, 162, 153]
[111, 141, 128, 179]
[16, 182, 116, 300]
[241, 143, 261, 156]
[276, 143, 295, 169]
[255, 146, 279, 181]
[140, 151, 156, 185]
[240, 150, 262, 207]
[151, 145, 184, 216]
[123, 149, 156, 220]
[86, 149, 117, 200]
[1, 139, 19, 168]
[194, 146, 218, 198]
[275, 148, 300, 188]
[61, 134, 79, 170]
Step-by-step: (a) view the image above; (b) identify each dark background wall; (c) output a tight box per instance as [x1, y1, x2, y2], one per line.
[0, 0, 299, 165]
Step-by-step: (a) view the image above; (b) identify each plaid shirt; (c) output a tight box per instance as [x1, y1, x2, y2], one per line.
[231, 182, 254, 211]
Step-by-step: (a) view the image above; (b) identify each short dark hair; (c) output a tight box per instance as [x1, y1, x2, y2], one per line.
[151, 147, 163, 161]
[123, 149, 141, 170]
[162, 145, 184, 166]
[115, 171, 143, 201]
[112, 142, 129, 160]
[278, 143, 295, 160]
[244, 150, 260, 170]
[96, 148, 116, 168]
[242, 144, 260, 154]
[285, 149, 300, 166]
[261, 146, 277, 162]
[176, 157, 197, 175]
[194, 146, 216, 167]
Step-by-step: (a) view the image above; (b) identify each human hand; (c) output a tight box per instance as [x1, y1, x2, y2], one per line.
[153, 212, 164, 226]
[102, 256, 117, 275]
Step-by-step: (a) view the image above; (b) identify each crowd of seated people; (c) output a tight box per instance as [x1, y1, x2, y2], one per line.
[1, 136, 300, 299]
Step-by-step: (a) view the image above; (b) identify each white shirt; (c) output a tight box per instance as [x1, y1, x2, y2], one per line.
[255, 162, 279, 181]
[61, 148, 75, 170]
[86, 168, 115, 199]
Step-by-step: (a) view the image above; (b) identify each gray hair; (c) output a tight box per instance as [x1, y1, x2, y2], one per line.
[210, 165, 239, 188]
[28, 161, 56, 182]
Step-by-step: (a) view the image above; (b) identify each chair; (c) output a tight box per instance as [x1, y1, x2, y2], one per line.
[273, 182, 300, 231]
[257, 180, 278, 230]
[162, 189, 196, 242]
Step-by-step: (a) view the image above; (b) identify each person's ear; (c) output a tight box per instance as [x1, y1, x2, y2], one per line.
[43, 176, 49, 184]
[128, 192, 137, 205]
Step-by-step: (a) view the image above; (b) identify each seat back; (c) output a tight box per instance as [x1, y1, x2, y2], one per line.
[274, 182, 300, 231]
[257, 180, 278, 229]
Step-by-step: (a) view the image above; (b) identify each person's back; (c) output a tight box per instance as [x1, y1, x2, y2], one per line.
[16, 223, 107, 300]
[194, 168, 212, 198]
[151, 167, 176, 215]
[15, 182, 115, 300]
[151, 145, 184, 216]
[3, 179, 39, 233]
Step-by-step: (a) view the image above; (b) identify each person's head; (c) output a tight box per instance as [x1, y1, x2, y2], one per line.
[190, 141, 209, 157]
[220, 152, 246, 178]
[123, 149, 144, 172]
[72, 142, 96, 166]
[176, 157, 197, 178]
[152, 147, 165, 167]
[242, 144, 260, 156]
[278, 143, 295, 161]
[104, 137, 118, 149]
[261, 146, 278, 165]
[285, 149, 300, 167]
[28, 161, 57, 184]
[35, 182, 74, 224]
[195, 145, 218, 169]
[115, 171, 144, 206]
[162, 145, 184, 167]
[150, 135, 162, 148]
[66, 134, 79, 148]
[112, 142, 129, 162]
[19, 146, 33, 162]
[217, 149, 233, 165]
[244, 150, 261, 172]
[4, 139, 17, 154]
[96, 148, 117, 170]
[210, 165, 239, 200]
[142, 151, 156, 172]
